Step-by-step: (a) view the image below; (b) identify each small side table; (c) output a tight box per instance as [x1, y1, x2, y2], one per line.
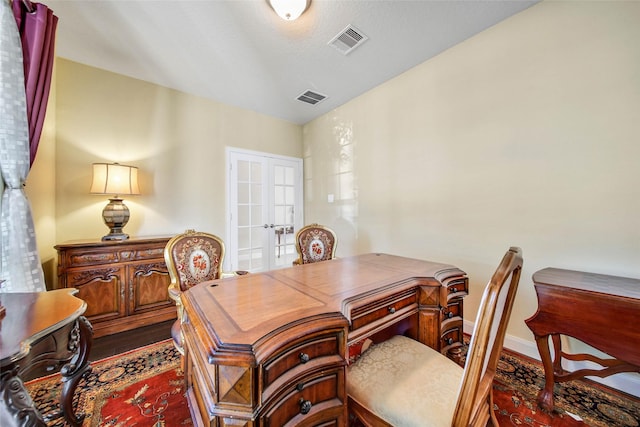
[525, 268, 640, 412]
[0, 289, 93, 427]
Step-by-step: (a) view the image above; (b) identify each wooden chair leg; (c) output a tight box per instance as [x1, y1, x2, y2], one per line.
[488, 390, 499, 427]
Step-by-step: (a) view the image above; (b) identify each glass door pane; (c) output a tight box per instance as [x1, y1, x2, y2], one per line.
[236, 159, 265, 272]
[271, 163, 298, 268]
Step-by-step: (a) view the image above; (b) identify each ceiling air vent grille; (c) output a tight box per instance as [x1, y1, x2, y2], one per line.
[297, 90, 327, 105]
[329, 25, 368, 55]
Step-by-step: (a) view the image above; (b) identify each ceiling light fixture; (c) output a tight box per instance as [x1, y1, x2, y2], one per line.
[267, 0, 310, 21]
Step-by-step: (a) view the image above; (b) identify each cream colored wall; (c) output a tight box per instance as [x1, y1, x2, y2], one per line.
[52, 58, 301, 245]
[302, 0, 640, 376]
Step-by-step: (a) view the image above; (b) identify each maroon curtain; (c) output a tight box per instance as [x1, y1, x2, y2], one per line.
[12, 0, 58, 167]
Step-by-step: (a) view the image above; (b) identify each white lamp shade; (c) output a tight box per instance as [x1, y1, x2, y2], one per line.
[268, 0, 310, 20]
[90, 163, 140, 196]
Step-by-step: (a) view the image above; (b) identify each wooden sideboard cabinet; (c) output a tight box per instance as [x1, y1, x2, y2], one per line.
[55, 236, 176, 338]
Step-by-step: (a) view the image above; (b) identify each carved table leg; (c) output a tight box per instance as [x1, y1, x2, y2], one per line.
[551, 333, 564, 375]
[534, 334, 556, 412]
[0, 365, 47, 427]
[45, 316, 93, 427]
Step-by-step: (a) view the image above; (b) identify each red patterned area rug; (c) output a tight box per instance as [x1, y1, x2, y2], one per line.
[451, 341, 640, 427]
[492, 380, 586, 427]
[492, 351, 640, 427]
[26, 339, 191, 427]
[27, 338, 639, 427]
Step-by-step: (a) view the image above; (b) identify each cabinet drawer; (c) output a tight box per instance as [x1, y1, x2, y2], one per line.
[262, 367, 345, 427]
[350, 289, 417, 331]
[64, 246, 165, 268]
[263, 330, 343, 391]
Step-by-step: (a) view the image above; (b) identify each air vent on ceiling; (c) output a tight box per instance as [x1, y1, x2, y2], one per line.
[297, 90, 327, 105]
[328, 25, 368, 55]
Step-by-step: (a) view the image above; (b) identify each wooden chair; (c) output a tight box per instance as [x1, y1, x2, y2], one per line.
[164, 229, 225, 355]
[293, 223, 337, 265]
[347, 247, 523, 427]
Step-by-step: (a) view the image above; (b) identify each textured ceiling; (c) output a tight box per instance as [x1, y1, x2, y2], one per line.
[46, 0, 538, 125]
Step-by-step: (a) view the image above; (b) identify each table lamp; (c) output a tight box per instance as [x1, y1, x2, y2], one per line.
[90, 162, 140, 241]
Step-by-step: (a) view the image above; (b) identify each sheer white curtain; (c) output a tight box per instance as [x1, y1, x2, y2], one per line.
[0, 0, 45, 292]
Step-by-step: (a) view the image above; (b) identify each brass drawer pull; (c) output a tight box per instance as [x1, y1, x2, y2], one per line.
[299, 398, 312, 415]
[299, 352, 310, 363]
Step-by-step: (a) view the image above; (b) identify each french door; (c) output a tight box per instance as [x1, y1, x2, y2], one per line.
[227, 148, 303, 272]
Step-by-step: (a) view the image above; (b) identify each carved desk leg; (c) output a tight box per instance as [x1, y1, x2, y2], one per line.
[0, 365, 47, 427]
[46, 316, 93, 427]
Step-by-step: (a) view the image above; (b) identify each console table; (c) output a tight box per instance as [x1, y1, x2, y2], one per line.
[181, 253, 467, 426]
[525, 268, 640, 412]
[0, 289, 93, 427]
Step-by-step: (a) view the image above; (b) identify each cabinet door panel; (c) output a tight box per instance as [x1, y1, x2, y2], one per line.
[69, 270, 123, 321]
[129, 262, 171, 315]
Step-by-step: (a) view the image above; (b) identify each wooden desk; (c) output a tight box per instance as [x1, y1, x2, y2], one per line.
[181, 253, 467, 426]
[0, 289, 93, 427]
[525, 268, 640, 412]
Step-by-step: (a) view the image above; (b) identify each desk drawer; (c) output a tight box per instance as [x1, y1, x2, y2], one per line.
[441, 321, 463, 351]
[263, 329, 343, 392]
[444, 276, 468, 301]
[442, 300, 463, 321]
[350, 289, 417, 331]
[261, 367, 345, 427]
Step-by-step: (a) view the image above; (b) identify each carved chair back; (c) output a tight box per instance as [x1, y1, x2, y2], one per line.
[453, 246, 523, 425]
[164, 229, 225, 354]
[293, 223, 337, 265]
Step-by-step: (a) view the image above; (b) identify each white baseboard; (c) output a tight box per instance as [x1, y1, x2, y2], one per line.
[463, 320, 640, 398]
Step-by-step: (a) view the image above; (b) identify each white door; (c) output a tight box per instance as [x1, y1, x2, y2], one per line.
[227, 148, 303, 272]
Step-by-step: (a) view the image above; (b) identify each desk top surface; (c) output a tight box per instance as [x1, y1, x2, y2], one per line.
[182, 253, 464, 351]
[0, 289, 86, 364]
[532, 267, 640, 300]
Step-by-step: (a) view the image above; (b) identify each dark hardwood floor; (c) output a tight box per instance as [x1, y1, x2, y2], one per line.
[90, 320, 174, 361]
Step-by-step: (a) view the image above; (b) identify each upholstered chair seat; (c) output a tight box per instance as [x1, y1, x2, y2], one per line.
[293, 223, 337, 265]
[348, 335, 463, 427]
[347, 247, 523, 427]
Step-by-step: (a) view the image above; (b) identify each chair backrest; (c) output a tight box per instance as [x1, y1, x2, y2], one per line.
[164, 229, 225, 292]
[452, 246, 523, 426]
[293, 223, 337, 265]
